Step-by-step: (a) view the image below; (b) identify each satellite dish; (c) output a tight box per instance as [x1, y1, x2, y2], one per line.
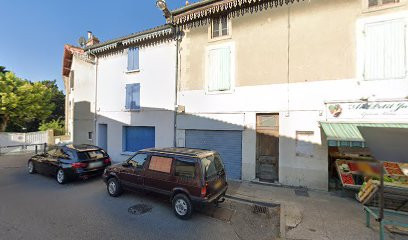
[78, 36, 86, 47]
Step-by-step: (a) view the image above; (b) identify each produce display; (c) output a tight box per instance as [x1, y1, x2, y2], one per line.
[336, 159, 408, 188]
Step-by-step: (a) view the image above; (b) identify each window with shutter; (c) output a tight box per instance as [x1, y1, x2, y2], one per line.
[127, 47, 140, 71]
[364, 19, 406, 80]
[125, 83, 140, 110]
[208, 46, 232, 92]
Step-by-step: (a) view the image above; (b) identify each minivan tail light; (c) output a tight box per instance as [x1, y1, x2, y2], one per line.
[72, 162, 88, 169]
[201, 183, 208, 197]
[104, 158, 111, 165]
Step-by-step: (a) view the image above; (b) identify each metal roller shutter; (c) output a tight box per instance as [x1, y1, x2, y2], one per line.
[185, 130, 242, 180]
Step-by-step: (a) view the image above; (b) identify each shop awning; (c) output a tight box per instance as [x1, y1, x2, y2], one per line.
[320, 122, 408, 141]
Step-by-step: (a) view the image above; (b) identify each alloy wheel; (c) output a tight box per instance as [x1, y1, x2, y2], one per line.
[108, 181, 116, 195]
[57, 169, 65, 183]
[175, 199, 188, 216]
[28, 162, 34, 173]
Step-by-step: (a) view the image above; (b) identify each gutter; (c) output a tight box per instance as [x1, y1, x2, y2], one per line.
[173, 29, 180, 147]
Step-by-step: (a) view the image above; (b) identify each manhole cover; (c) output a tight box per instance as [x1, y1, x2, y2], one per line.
[128, 204, 152, 215]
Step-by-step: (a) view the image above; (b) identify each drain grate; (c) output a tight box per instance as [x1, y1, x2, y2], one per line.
[252, 204, 269, 215]
[128, 204, 152, 215]
[294, 188, 309, 197]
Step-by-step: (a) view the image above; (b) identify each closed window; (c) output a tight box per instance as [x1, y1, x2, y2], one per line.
[208, 46, 232, 92]
[125, 83, 140, 110]
[212, 16, 229, 38]
[364, 19, 406, 80]
[148, 156, 173, 173]
[127, 47, 139, 71]
[174, 160, 196, 178]
[128, 153, 148, 169]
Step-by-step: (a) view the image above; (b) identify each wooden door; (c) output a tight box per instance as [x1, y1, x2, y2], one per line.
[256, 114, 279, 182]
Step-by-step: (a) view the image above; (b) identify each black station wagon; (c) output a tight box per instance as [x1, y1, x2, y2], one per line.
[28, 144, 111, 184]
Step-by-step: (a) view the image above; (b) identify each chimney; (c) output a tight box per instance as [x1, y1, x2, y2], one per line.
[86, 31, 100, 47]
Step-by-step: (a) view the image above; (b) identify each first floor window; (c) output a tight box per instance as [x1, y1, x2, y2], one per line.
[208, 46, 232, 92]
[364, 19, 406, 80]
[125, 83, 140, 110]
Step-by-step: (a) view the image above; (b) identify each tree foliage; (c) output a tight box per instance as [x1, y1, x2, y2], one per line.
[39, 118, 65, 136]
[0, 72, 56, 132]
[0, 66, 8, 74]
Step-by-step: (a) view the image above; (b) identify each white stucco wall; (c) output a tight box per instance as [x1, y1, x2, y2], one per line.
[70, 55, 96, 145]
[177, 76, 408, 190]
[96, 41, 177, 162]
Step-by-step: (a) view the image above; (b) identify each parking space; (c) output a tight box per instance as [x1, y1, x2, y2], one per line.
[0, 154, 279, 240]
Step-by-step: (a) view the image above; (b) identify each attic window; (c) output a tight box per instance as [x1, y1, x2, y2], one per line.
[368, 0, 399, 8]
[211, 16, 229, 39]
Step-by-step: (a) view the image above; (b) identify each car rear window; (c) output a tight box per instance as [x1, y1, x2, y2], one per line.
[77, 150, 106, 160]
[201, 153, 224, 179]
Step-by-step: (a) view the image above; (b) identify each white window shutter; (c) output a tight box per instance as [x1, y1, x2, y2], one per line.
[364, 22, 386, 80]
[208, 47, 231, 91]
[364, 19, 406, 80]
[384, 20, 406, 79]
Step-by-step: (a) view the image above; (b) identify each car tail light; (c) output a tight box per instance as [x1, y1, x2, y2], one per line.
[72, 162, 88, 169]
[201, 183, 208, 197]
[104, 158, 111, 165]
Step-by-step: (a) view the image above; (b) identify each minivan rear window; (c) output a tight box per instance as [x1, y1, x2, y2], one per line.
[77, 150, 106, 161]
[201, 153, 224, 179]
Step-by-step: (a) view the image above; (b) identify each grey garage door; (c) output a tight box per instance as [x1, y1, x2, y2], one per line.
[185, 130, 242, 180]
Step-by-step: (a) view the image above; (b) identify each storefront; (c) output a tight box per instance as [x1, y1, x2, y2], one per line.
[320, 100, 408, 191]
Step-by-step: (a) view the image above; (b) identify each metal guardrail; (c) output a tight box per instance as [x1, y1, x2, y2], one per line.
[0, 143, 47, 155]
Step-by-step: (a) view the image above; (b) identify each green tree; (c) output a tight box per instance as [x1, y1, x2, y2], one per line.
[39, 118, 65, 135]
[41, 80, 65, 122]
[0, 66, 8, 74]
[0, 72, 55, 132]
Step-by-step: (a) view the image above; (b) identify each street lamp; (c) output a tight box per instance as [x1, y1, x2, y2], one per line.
[156, 0, 171, 19]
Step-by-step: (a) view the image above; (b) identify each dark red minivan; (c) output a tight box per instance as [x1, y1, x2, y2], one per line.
[102, 147, 228, 219]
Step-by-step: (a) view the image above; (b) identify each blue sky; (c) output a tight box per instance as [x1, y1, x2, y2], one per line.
[0, 0, 183, 91]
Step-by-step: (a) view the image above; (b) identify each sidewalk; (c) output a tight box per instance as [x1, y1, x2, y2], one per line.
[226, 181, 406, 240]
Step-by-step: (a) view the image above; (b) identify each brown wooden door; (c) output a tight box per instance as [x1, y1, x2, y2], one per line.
[256, 114, 279, 182]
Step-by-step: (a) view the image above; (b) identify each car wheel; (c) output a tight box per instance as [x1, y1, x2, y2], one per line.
[28, 161, 36, 174]
[107, 178, 122, 197]
[56, 168, 66, 184]
[172, 194, 192, 220]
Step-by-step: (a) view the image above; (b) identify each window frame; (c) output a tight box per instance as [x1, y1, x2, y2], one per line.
[362, 0, 405, 12]
[127, 47, 140, 73]
[356, 13, 408, 82]
[205, 42, 235, 95]
[124, 83, 141, 111]
[208, 16, 232, 42]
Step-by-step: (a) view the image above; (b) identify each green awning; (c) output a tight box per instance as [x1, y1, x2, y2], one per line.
[320, 122, 408, 141]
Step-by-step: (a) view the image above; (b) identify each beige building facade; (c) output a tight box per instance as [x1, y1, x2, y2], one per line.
[167, 0, 408, 190]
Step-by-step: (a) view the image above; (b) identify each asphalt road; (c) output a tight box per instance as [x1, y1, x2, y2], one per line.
[0, 154, 246, 240]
